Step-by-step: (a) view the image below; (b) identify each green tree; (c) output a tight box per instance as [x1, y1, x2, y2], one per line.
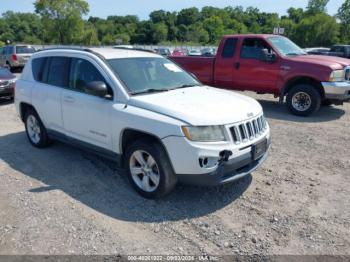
[307, 0, 329, 14]
[151, 23, 168, 43]
[203, 16, 224, 44]
[34, 0, 89, 44]
[294, 13, 338, 47]
[177, 8, 199, 26]
[337, 0, 350, 43]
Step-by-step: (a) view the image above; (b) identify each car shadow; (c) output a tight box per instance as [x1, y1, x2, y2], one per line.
[0, 131, 251, 223]
[258, 99, 346, 122]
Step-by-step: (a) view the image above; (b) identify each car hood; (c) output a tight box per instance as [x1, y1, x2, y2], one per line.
[128, 86, 263, 126]
[288, 55, 350, 70]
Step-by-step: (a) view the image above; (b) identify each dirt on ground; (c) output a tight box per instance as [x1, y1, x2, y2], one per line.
[0, 92, 349, 256]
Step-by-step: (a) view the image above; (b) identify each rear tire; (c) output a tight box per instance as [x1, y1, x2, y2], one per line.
[286, 84, 321, 116]
[125, 139, 177, 199]
[24, 109, 50, 148]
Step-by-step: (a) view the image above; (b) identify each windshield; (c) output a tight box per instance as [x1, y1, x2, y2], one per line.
[16, 46, 36, 54]
[268, 36, 306, 56]
[108, 57, 200, 94]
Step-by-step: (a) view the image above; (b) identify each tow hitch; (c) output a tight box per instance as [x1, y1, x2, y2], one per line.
[219, 150, 233, 164]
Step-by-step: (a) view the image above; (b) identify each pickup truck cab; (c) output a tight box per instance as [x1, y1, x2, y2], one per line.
[15, 47, 270, 198]
[170, 34, 350, 116]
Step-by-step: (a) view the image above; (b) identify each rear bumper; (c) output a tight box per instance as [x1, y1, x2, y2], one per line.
[322, 81, 350, 101]
[177, 139, 270, 186]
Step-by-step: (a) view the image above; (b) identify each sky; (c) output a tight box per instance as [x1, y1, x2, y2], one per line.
[0, 0, 345, 20]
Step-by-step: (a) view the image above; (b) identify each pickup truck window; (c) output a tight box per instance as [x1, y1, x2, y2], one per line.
[268, 36, 306, 56]
[240, 38, 272, 60]
[108, 57, 200, 95]
[222, 38, 237, 58]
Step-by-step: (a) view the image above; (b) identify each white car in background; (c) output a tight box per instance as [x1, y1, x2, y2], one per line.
[15, 47, 270, 198]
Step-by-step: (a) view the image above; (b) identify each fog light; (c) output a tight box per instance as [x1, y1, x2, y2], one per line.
[199, 157, 219, 168]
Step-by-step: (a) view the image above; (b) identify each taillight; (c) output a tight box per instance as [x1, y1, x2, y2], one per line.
[12, 54, 17, 61]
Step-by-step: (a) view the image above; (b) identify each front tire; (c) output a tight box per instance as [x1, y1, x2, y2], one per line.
[125, 139, 177, 199]
[286, 84, 321, 116]
[24, 109, 50, 148]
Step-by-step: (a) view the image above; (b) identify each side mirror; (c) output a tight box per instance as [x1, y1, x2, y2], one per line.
[84, 81, 108, 97]
[262, 53, 277, 63]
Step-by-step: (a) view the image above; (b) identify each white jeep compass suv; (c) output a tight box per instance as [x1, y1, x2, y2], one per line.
[15, 47, 270, 198]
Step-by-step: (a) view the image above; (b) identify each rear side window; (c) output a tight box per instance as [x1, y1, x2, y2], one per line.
[32, 57, 46, 82]
[16, 46, 36, 54]
[46, 57, 69, 87]
[221, 38, 237, 58]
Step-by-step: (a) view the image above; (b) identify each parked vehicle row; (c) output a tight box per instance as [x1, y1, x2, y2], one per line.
[305, 45, 350, 59]
[15, 47, 270, 198]
[170, 34, 350, 116]
[154, 47, 216, 57]
[0, 45, 36, 72]
[0, 67, 16, 99]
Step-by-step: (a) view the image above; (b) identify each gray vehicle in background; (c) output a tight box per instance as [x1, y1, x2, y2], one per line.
[0, 45, 36, 72]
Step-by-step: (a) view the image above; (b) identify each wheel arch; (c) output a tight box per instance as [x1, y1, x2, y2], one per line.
[280, 76, 324, 102]
[119, 128, 175, 170]
[19, 102, 36, 122]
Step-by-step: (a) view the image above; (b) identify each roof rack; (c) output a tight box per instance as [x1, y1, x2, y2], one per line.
[112, 46, 156, 54]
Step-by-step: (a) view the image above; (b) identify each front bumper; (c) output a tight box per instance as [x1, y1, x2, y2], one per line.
[162, 129, 270, 186]
[322, 81, 350, 101]
[177, 148, 269, 186]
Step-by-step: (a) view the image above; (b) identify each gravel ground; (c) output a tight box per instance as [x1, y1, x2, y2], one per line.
[0, 92, 349, 256]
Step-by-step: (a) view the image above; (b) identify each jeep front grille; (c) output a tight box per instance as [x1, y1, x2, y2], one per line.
[230, 115, 267, 144]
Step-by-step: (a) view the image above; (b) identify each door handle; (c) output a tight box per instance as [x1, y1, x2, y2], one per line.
[63, 96, 75, 103]
[280, 65, 290, 71]
[234, 62, 240, 70]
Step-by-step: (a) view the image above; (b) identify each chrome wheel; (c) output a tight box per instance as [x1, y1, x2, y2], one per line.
[26, 115, 41, 144]
[129, 150, 160, 193]
[292, 92, 312, 111]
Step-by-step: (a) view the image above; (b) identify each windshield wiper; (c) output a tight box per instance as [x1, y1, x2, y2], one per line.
[169, 84, 198, 90]
[286, 52, 306, 56]
[130, 88, 170, 95]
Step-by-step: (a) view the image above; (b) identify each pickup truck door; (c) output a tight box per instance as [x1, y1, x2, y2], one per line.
[232, 38, 280, 92]
[61, 57, 113, 150]
[214, 38, 240, 89]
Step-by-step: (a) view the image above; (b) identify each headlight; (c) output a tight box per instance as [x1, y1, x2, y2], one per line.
[329, 70, 344, 82]
[181, 126, 227, 142]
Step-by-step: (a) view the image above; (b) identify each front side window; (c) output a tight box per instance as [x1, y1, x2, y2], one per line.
[69, 58, 113, 97]
[107, 57, 200, 95]
[240, 38, 273, 60]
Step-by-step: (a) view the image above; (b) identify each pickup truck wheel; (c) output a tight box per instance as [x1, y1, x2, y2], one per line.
[24, 109, 50, 148]
[125, 139, 177, 199]
[286, 84, 321, 116]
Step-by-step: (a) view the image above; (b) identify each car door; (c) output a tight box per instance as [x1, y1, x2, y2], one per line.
[61, 56, 113, 150]
[233, 38, 280, 92]
[31, 56, 67, 133]
[214, 37, 239, 89]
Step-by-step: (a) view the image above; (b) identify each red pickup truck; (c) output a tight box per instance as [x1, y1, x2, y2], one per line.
[170, 34, 350, 116]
